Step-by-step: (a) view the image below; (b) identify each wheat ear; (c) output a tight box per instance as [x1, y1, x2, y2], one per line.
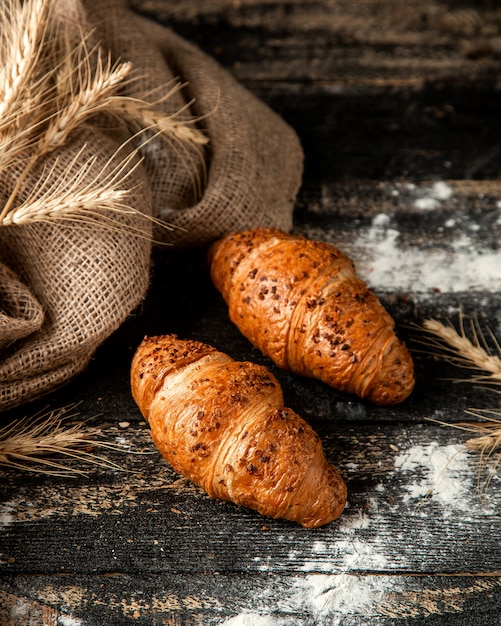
[418, 313, 501, 492]
[0, 2, 209, 230]
[428, 413, 501, 495]
[0, 406, 133, 476]
[418, 315, 501, 390]
[0, 0, 55, 165]
[42, 51, 133, 155]
[0, 52, 134, 220]
[0, 139, 170, 240]
[0, 0, 51, 120]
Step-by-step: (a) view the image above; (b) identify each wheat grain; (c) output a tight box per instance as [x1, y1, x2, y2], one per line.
[0, 406, 129, 476]
[0, 0, 51, 120]
[2, 143, 135, 224]
[0, 139, 173, 240]
[418, 314, 501, 493]
[463, 410, 501, 453]
[419, 316, 501, 389]
[120, 99, 209, 147]
[120, 98, 209, 200]
[0, 0, 209, 229]
[0, 0, 55, 165]
[40, 53, 133, 155]
[0, 49, 133, 218]
[0, 26, 208, 226]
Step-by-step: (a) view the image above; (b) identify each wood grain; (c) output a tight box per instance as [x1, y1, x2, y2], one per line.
[1, 0, 500, 624]
[2, 575, 501, 625]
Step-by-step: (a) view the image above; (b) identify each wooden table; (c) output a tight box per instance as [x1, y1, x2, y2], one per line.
[1, 1, 500, 624]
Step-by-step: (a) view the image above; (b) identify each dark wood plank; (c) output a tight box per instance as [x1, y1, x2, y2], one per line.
[1, 422, 500, 575]
[1, 574, 501, 625]
[1, 418, 500, 622]
[130, 0, 501, 85]
[1, 0, 500, 624]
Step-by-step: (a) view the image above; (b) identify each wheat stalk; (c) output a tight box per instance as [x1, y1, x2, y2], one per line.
[0, 140, 172, 241]
[0, 0, 51, 121]
[41, 58, 133, 156]
[0, 0, 55, 166]
[428, 413, 501, 496]
[417, 313, 501, 493]
[0, 47, 134, 220]
[118, 92, 209, 148]
[0, 406, 133, 476]
[0, 0, 209, 230]
[418, 315, 501, 390]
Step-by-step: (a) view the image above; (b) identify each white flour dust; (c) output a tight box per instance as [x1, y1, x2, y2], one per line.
[57, 616, 83, 626]
[220, 615, 282, 626]
[295, 535, 388, 573]
[219, 573, 389, 626]
[340, 181, 501, 293]
[413, 181, 453, 210]
[218, 439, 491, 625]
[393, 442, 473, 510]
[292, 574, 387, 619]
[352, 211, 501, 293]
[220, 508, 391, 625]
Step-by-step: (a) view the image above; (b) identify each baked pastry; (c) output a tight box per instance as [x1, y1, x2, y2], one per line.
[131, 334, 347, 528]
[209, 227, 415, 405]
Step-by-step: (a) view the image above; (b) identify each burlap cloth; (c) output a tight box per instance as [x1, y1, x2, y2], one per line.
[0, 0, 303, 411]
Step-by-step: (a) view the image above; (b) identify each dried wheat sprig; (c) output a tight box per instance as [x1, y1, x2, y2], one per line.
[0, 52, 133, 220]
[427, 413, 501, 495]
[42, 55, 133, 155]
[0, 0, 52, 121]
[98, 87, 209, 202]
[0, 0, 209, 236]
[0, 406, 132, 476]
[0, 138, 173, 240]
[417, 313, 501, 493]
[417, 316, 501, 390]
[0, 0, 55, 163]
[462, 409, 501, 452]
[118, 97, 209, 147]
[1, 145, 131, 226]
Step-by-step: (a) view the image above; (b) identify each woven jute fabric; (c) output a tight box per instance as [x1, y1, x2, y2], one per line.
[0, 0, 303, 411]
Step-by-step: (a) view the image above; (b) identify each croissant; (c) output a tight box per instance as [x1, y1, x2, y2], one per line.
[209, 227, 415, 405]
[131, 334, 347, 528]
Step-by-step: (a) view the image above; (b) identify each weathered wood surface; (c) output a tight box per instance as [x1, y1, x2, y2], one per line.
[1, 1, 501, 624]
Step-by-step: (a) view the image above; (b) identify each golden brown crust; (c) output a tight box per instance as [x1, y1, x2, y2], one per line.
[131, 334, 346, 528]
[209, 228, 415, 405]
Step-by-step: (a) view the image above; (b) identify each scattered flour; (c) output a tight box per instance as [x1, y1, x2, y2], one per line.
[291, 574, 387, 619]
[10, 598, 31, 619]
[232, 506, 393, 625]
[295, 536, 387, 573]
[327, 181, 501, 293]
[344, 462, 359, 472]
[219, 574, 389, 626]
[351, 210, 501, 293]
[393, 442, 472, 509]
[413, 181, 453, 210]
[337, 509, 370, 532]
[58, 616, 83, 626]
[219, 439, 492, 625]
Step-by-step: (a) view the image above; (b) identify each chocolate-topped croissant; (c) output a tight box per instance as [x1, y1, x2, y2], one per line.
[131, 334, 347, 528]
[209, 227, 414, 405]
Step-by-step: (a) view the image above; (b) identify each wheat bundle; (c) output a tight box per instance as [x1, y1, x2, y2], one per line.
[417, 314, 501, 492]
[0, 0, 303, 411]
